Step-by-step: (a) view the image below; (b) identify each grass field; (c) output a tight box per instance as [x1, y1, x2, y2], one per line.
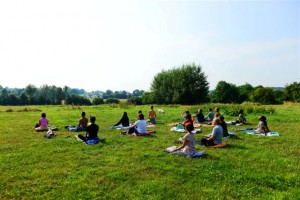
[0, 104, 299, 199]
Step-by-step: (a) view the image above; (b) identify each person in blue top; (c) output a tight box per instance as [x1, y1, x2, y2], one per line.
[201, 118, 223, 146]
[205, 108, 214, 122]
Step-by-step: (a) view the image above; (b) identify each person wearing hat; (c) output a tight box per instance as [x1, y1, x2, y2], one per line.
[255, 116, 270, 136]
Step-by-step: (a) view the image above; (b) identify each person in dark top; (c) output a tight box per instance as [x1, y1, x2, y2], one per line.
[195, 109, 205, 123]
[219, 115, 228, 137]
[113, 112, 130, 128]
[77, 116, 99, 142]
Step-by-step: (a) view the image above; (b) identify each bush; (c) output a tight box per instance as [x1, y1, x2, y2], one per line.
[105, 98, 120, 104]
[128, 97, 143, 105]
[92, 97, 104, 105]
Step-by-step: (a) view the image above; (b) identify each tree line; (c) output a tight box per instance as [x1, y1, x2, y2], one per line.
[1, 64, 299, 105]
[0, 84, 145, 106]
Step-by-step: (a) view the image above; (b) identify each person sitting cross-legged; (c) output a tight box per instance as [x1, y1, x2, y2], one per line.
[169, 123, 196, 157]
[67, 111, 88, 132]
[76, 116, 102, 142]
[122, 113, 147, 136]
[113, 112, 130, 128]
[201, 118, 223, 146]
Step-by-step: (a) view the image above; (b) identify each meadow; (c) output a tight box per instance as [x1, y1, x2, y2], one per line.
[0, 104, 299, 199]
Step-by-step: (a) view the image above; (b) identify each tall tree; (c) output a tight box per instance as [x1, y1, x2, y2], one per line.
[251, 86, 276, 104]
[210, 81, 239, 103]
[284, 82, 300, 102]
[150, 63, 209, 104]
[238, 83, 254, 103]
[25, 84, 37, 104]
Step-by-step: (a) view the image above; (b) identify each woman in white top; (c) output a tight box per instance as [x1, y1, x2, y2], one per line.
[170, 123, 196, 157]
[124, 113, 147, 135]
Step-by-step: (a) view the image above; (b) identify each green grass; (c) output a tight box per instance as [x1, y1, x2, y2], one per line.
[0, 104, 299, 199]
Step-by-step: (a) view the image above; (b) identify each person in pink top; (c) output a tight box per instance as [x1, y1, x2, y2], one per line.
[35, 113, 49, 131]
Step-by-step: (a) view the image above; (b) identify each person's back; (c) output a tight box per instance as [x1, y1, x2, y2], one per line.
[114, 112, 130, 127]
[79, 112, 88, 128]
[148, 106, 157, 124]
[121, 114, 130, 126]
[237, 110, 246, 124]
[39, 113, 48, 129]
[135, 118, 147, 134]
[86, 116, 99, 139]
[219, 116, 228, 137]
[182, 114, 193, 127]
[196, 109, 205, 123]
[214, 108, 221, 118]
[212, 125, 223, 144]
[182, 130, 196, 156]
[206, 108, 214, 121]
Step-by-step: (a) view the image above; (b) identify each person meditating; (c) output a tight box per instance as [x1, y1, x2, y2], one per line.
[67, 111, 88, 132]
[122, 113, 147, 136]
[35, 113, 49, 131]
[168, 123, 196, 157]
[148, 105, 157, 124]
[201, 118, 223, 146]
[76, 116, 99, 142]
[113, 112, 130, 128]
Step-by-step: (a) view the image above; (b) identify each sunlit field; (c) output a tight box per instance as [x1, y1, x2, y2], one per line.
[0, 104, 299, 199]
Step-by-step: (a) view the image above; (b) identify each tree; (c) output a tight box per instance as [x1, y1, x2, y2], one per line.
[37, 84, 51, 104]
[274, 90, 285, 104]
[210, 81, 239, 103]
[7, 93, 20, 105]
[142, 92, 155, 104]
[105, 98, 120, 104]
[0, 88, 9, 105]
[250, 86, 276, 104]
[284, 82, 300, 102]
[150, 63, 209, 104]
[128, 96, 143, 105]
[132, 89, 144, 97]
[25, 84, 37, 104]
[19, 92, 28, 105]
[56, 87, 65, 104]
[238, 83, 254, 103]
[65, 94, 91, 105]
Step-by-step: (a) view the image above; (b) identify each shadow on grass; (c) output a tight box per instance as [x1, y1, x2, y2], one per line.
[224, 144, 248, 150]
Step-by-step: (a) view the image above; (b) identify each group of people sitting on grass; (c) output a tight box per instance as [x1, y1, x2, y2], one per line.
[34, 106, 158, 143]
[167, 107, 271, 157]
[35, 111, 101, 143]
[34, 106, 270, 150]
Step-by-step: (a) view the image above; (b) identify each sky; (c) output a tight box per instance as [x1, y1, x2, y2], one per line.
[0, 0, 299, 92]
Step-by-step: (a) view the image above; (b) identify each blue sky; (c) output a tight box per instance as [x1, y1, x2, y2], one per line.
[0, 0, 299, 92]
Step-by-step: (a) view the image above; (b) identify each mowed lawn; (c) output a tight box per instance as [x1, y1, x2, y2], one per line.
[0, 104, 299, 199]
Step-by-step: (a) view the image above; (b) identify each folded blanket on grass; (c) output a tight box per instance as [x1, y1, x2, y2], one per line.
[85, 138, 100, 145]
[191, 151, 205, 158]
[170, 127, 201, 134]
[112, 124, 155, 130]
[35, 125, 58, 132]
[223, 132, 236, 138]
[111, 125, 131, 129]
[65, 125, 86, 132]
[246, 131, 280, 136]
[164, 146, 205, 158]
[238, 128, 255, 132]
